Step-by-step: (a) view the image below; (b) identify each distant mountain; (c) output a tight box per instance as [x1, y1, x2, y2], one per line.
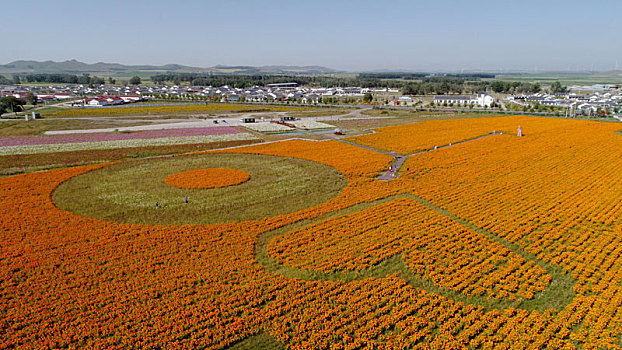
[212, 64, 339, 75]
[0, 60, 340, 76]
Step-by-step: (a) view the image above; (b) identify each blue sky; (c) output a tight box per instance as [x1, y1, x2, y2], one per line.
[5, 0, 622, 72]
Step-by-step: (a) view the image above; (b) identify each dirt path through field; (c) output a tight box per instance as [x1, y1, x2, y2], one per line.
[336, 132, 507, 180]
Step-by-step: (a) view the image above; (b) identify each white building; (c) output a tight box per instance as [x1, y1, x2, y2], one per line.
[434, 95, 476, 105]
[433, 92, 493, 107]
[86, 98, 108, 106]
[476, 92, 494, 107]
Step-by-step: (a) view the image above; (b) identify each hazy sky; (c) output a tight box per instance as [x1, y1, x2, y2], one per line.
[5, 0, 622, 72]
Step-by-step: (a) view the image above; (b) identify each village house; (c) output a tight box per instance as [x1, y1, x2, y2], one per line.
[85, 97, 108, 106]
[434, 92, 493, 107]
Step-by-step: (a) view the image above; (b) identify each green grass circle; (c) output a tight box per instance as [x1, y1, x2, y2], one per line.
[52, 153, 347, 225]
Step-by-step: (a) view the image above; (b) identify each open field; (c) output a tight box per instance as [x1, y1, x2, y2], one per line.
[329, 109, 506, 135]
[286, 108, 352, 118]
[48, 104, 308, 118]
[493, 71, 622, 85]
[0, 118, 154, 137]
[3, 115, 622, 348]
[0, 140, 260, 176]
[53, 153, 347, 225]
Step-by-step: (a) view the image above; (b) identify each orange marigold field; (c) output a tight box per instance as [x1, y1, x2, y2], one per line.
[165, 168, 250, 189]
[268, 198, 551, 301]
[3, 115, 622, 349]
[347, 115, 563, 154]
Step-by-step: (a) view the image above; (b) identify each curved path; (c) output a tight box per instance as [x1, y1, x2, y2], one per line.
[253, 129, 574, 312]
[254, 193, 575, 313]
[337, 131, 510, 180]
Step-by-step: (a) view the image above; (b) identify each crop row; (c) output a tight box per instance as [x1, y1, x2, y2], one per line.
[402, 116, 622, 346]
[3, 116, 622, 348]
[0, 126, 241, 147]
[347, 115, 565, 154]
[0, 132, 259, 155]
[50, 103, 305, 117]
[269, 197, 549, 301]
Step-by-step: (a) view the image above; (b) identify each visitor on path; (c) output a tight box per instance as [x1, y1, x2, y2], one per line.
[518, 125, 523, 137]
[185, 197, 188, 204]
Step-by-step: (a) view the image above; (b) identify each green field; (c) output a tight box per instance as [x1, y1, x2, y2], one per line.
[493, 71, 622, 85]
[53, 153, 347, 225]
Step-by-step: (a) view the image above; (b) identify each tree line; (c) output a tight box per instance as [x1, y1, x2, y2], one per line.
[14, 74, 106, 85]
[2, 72, 548, 96]
[151, 74, 400, 88]
[489, 81, 543, 94]
[358, 72, 495, 80]
[0, 75, 12, 85]
[150, 73, 500, 95]
[357, 72, 428, 80]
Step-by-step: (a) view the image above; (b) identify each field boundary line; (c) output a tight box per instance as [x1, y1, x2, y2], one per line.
[254, 193, 575, 313]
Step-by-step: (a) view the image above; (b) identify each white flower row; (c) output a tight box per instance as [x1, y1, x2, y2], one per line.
[0, 133, 260, 156]
[290, 120, 335, 130]
[242, 122, 295, 133]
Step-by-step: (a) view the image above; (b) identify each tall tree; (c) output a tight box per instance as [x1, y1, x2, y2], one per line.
[129, 76, 142, 85]
[26, 92, 37, 105]
[0, 96, 26, 116]
[550, 81, 567, 94]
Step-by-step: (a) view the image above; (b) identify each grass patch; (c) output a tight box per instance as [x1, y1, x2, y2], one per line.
[52, 153, 346, 225]
[286, 108, 351, 118]
[126, 152, 155, 158]
[225, 332, 286, 350]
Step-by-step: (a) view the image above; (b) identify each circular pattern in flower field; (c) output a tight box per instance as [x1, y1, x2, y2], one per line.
[52, 153, 347, 225]
[165, 168, 250, 189]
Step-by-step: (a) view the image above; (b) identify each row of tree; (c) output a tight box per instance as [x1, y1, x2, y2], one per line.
[489, 81, 544, 94]
[7, 74, 144, 86]
[151, 74, 402, 89]
[150, 74, 498, 95]
[14, 74, 106, 85]
[0, 75, 12, 85]
[401, 78, 489, 95]
[1, 73, 565, 97]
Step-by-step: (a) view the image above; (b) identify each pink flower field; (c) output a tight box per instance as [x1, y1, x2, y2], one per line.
[0, 126, 241, 147]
